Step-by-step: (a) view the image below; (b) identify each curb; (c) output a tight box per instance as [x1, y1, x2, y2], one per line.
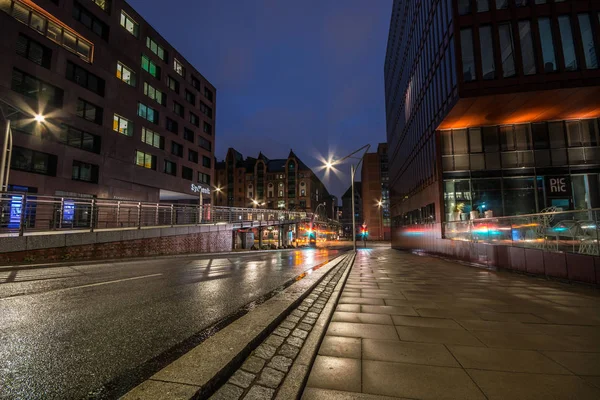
[275, 252, 356, 400]
[121, 252, 353, 400]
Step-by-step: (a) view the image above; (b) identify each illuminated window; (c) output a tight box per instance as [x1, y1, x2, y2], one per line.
[143, 82, 165, 105]
[142, 127, 163, 149]
[120, 11, 138, 37]
[141, 55, 160, 78]
[116, 61, 136, 86]
[113, 114, 133, 136]
[136, 150, 156, 170]
[137, 102, 159, 124]
[578, 14, 598, 69]
[174, 58, 185, 77]
[558, 15, 578, 71]
[146, 37, 166, 61]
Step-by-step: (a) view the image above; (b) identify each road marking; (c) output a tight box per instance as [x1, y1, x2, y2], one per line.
[0, 273, 163, 300]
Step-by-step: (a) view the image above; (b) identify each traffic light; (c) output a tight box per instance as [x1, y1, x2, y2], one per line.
[360, 227, 368, 237]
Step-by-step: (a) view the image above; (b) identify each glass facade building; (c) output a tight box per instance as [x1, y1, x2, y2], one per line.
[385, 0, 600, 249]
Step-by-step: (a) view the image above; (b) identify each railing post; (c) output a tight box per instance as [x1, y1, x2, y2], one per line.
[170, 204, 174, 227]
[90, 198, 96, 232]
[18, 195, 26, 236]
[137, 202, 142, 229]
[155, 203, 159, 227]
[117, 201, 121, 227]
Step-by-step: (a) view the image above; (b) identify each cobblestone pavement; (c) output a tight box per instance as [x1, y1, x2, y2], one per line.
[209, 254, 352, 400]
[303, 247, 600, 400]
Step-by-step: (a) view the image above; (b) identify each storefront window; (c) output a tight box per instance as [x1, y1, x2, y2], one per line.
[472, 179, 503, 217]
[572, 174, 600, 210]
[503, 178, 537, 215]
[444, 180, 471, 220]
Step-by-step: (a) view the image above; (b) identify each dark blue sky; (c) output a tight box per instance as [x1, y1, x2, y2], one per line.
[128, 0, 392, 198]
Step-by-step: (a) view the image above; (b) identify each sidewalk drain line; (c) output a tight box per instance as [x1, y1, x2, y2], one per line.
[207, 253, 355, 400]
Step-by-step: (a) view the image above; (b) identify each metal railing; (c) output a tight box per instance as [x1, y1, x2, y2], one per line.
[443, 208, 600, 256]
[0, 192, 312, 236]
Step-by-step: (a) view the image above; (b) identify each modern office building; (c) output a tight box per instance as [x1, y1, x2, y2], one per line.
[0, 0, 216, 207]
[361, 143, 391, 240]
[341, 182, 362, 237]
[214, 147, 335, 217]
[385, 0, 600, 249]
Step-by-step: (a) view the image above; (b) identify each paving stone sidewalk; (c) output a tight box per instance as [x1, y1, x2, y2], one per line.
[303, 247, 600, 400]
[209, 254, 352, 400]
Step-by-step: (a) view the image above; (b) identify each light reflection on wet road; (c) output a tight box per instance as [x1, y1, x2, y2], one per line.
[0, 248, 344, 399]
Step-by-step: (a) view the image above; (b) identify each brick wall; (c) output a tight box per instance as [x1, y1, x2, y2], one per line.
[0, 230, 232, 265]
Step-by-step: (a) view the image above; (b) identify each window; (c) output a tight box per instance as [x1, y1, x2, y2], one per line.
[173, 101, 184, 117]
[198, 172, 210, 185]
[171, 141, 183, 157]
[77, 98, 103, 124]
[2, 0, 93, 62]
[136, 150, 156, 170]
[495, 0, 508, 9]
[116, 61, 136, 86]
[200, 101, 213, 118]
[166, 117, 178, 133]
[174, 58, 185, 77]
[458, 0, 471, 15]
[532, 123, 550, 149]
[498, 23, 516, 77]
[72, 160, 99, 183]
[146, 37, 166, 61]
[460, 29, 475, 82]
[204, 87, 213, 102]
[164, 160, 176, 176]
[16, 34, 51, 68]
[203, 122, 212, 135]
[578, 14, 598, 70]
[66, 61, 105, 95]
[143, 82, 165, 105]
[566, 119, 599, 147]
[190, 112, 200, 127]
[113, 114, 133, 136]
[518, 21, 536, 75]
[11, 146, 57, 176]
[539, 18, 557, 72]
[188, 149, 198, 163]
[141, 55, 160, 78]
[167, 75, 179, 93]
[137, 103, 159, 124]
[142, 127, 163, 149]
[191, 76, 200, 90]
[185, 90, 195, 105]
[477, 0, 490, 12]
[183, 127, 194, 143]
[182, 166, 193, 181]
[279, 190, 283, 197]
[59, 124, 101, 153]
[120, 11, 138, 37]
[499, 124, 531, 151]
[199, 136, 211, 151]
[73, 2, 109, 40]
[91, 0, 110, 13]
[479, 26, 495, 79]
[558, 16, 578, 71]
[202, 156, 211, 168]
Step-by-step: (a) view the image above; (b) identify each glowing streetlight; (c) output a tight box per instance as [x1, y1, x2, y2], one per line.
[321, 144, 371, 251]
[34, 114, 45, 123]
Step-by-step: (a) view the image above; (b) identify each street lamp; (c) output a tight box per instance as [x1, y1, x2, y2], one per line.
[324, 144, 371, 251]
[0, 100, 46, 192]
[377, 200, 384, 241]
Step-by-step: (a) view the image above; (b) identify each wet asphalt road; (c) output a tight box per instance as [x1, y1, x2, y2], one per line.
[0, 248, 344, 400]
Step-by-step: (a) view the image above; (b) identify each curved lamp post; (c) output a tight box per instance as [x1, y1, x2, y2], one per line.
[324, 144, 371, 251]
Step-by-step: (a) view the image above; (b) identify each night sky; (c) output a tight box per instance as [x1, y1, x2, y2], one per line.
[127, 0, 392, 199]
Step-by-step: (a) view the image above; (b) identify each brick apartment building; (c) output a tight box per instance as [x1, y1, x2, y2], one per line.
[214, 148, 335, 218]
[361, 143, 391, 240]
[0, 0, 216, 208]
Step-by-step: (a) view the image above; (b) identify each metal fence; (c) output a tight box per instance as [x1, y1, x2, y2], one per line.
[444, 208, 600, 256]
[0, 192, 311, 236]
